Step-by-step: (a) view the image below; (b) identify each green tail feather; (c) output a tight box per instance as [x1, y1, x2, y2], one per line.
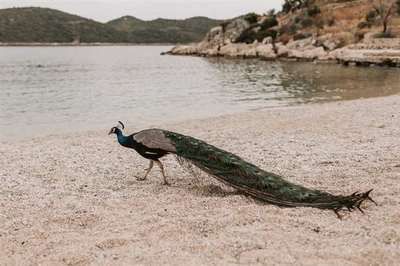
[165, 131, 375, 212]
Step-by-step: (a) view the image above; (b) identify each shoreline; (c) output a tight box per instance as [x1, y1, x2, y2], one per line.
[167, 38, 400, 68]
[2, 93, 398, 144]
[1, 95, 399, 264]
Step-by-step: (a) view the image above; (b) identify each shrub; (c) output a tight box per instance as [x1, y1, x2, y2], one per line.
[307, 5, 321, 17]
[278, 25, 287, 35]
[266, 9, 276, 16]
[289, 23, 299, 34]
[236, 28, 257, 43]
[278, 23, 297, 35]
[327, 17, 335, 27]
[260, 16, 278, 30]
[293, 32, 312, 40]
[256, 29, 278, 41]
[237, 28, 278, 43]
[244, 13, 259, 24]
[357, 21, 370, 29]
[397, 0, 400, 15]
[282, 2, 293, 13]
[315, 18, 325, 29]
[355, 31, 365, 41]
[300, 18, 314, 28]
[282, 0, 310, 13]
[374, 31, 395, 38]
[366, 10, 377, 23]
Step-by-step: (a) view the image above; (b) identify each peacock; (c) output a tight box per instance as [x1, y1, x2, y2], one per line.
[109, 121, 376, 217]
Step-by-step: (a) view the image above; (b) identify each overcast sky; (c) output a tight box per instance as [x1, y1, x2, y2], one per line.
[0, 0, 284, 22]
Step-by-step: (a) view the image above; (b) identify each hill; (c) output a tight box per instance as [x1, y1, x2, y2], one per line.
[276, 0, 400, 45]
[0, 7, 221, 44]
[106, 16, 222, 43]
[170, 0, 400, 67]
[0, 7, 127, 43]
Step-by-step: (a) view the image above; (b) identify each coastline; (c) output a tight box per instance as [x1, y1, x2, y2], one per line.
[167, 37, 400, 67]
[1, 94, 399, 265]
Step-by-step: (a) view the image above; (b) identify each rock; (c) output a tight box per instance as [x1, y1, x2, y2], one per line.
[262, 37, 273, 44]
[224, 18, 251, 43]
[276, 43, 290, 57]
[195, 17, 252, 51]
[204, 47, 220, 57]
[286, 37, 314, 50]
[203, 26, 224, 47]
[363, 32, 379, 42]
[169, 45, 199, 55]
[330, 47, 400, 66]
[322, 40, 340, 51]
[316, 34, 341, 51]
[333, 32, 355, 47]
[288, 46, 327, 60]
[206, 26, 224, 42]
[219, 43, 258, 58]
[256, 44, 277, 59]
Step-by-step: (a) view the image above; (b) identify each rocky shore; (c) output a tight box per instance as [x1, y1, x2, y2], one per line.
[167, 13, 400, 67]
[168, 35, 400, 67]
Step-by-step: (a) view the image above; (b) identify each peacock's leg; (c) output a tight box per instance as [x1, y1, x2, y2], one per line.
[155, 160, 170, 186]
[137, 160, 154, 181]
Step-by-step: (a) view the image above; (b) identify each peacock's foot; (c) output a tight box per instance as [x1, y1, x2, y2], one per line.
[136, 176, 147, 181]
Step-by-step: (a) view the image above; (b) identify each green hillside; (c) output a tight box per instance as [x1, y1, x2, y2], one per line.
[107, 16, 222, 43]
[0, 7, 127, 43]
[0, 7, 221, 44]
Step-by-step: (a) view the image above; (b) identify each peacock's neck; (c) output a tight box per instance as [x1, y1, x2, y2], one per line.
[116, 131, 129, 145]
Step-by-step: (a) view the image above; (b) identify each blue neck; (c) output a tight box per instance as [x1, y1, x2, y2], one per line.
[116, 130, 129, 145]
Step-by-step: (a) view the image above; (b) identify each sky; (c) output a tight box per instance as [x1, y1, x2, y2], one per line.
[0, 0, 284, 22]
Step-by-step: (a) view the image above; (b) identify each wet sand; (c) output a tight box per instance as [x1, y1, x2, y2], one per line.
[1, 95, 399, 265]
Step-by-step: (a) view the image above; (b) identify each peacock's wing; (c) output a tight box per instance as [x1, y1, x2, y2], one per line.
[133, 129, 177, 152]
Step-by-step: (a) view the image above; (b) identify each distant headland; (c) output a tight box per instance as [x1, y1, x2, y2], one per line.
[0, 7, 221, 44]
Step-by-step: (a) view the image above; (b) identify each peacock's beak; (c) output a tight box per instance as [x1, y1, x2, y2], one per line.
[108, 129, 113, 135]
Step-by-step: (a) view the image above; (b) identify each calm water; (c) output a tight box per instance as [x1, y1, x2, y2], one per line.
[1, 46, 400, 140]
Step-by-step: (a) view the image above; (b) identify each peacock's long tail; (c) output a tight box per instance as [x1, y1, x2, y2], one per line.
[164, 131, 375, 213]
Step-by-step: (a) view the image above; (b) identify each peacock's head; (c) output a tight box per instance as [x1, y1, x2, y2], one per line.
[108, 121, 125, 135]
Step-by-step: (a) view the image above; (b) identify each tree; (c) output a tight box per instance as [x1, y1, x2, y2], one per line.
[266, 9, 276, 16]
[282, 0, 311, 13]
[397, 0, 400, 15]
[372, 0, 396, 33]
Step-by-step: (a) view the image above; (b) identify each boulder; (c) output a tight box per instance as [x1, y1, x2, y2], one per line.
[219, 43, 258, 57]
[316, 34, 341, 51]
[202, 26, 224, 48]
[169, 45, 199, 55]
[256, 44, 277, 59]
[276, 43, 290, 57]
[288, 46, 327, 60]
[262, 37, 273, 44]
[224, 18, 251, 43]
[286, 37, 314, 50]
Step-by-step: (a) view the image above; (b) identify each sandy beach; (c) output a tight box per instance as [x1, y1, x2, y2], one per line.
[1, 95, 399, 265]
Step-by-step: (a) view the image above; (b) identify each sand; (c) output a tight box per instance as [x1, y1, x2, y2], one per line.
[1, 95, 399, 265]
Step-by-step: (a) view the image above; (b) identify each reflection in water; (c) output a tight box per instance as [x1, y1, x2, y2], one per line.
[206, 57, 400, 105]
[0, 46, 399, 139]
[279, 61, 400, 102]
